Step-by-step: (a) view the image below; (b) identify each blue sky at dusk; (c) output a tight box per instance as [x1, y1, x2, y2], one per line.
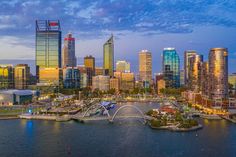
[0, 0, 236, 73]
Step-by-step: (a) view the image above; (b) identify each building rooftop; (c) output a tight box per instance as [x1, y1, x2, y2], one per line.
[0, 90, 35, 96]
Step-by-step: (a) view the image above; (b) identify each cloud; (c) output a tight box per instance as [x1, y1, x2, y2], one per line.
[0, 36, 34, 59]
[0, 0, 235, 39]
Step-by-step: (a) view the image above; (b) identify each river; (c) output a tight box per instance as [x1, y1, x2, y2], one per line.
[0, 102, 236, 157]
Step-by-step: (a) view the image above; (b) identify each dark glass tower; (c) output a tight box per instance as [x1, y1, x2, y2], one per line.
[162, 48, 180, 88]
[35, 20, 62, 81]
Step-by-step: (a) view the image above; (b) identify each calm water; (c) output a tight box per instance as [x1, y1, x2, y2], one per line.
[0, 102, 236, 157]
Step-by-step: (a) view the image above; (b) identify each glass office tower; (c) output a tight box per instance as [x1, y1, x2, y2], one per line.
[162, 48, 180, 88]
[103, 35, 114, 77]
[35, 20, 62, 81]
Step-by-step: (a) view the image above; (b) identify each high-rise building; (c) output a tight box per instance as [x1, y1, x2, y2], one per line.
[84, 55, 95, 70]
[184, 50, 197, 86]
[208, 48, 228, 99]
[92, 75, 110, 91]
[139, 50, 152, 83]
[0, 65, 14, 89]
[62, 33, 76, 67]
[162, 48, 180, 88]
[14, 64, 30, 89]
[103, 35, 114, 77]
[62, 67, 80, 89]
[116, 60, 130, 73]
[36, 20, 62, 82]
[84, 55, 95, 76]
[189, 54, 203, 92]
[201, 62, 209, 97]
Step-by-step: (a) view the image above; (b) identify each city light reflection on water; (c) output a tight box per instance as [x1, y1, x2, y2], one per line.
[0, 103, 236, 157]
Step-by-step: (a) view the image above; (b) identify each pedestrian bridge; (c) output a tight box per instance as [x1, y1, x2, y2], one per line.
[73, 104, 149, 123]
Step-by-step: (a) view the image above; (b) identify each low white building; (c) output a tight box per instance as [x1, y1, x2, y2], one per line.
[92, 75, 110, 92]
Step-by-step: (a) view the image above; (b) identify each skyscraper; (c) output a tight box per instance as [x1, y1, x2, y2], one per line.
[62, 33, 76, 67]
[35, 20, 62, 81]
[184, 50, 197, 86]
[14, 64, 30, 89]
[162, 48, 180, 88]
[189, 54, 203, 92]
[208, 48, 228, 99]
[139, 50, 152, 83]
[103, 35, 114, 77]
[116, 60, 130, 73]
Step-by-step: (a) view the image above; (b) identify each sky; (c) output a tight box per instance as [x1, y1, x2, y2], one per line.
[0, 0, 236, 74]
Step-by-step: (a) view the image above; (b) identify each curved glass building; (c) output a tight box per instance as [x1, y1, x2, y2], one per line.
[162, 48, 180, 88]
[209, 48, 228, 99]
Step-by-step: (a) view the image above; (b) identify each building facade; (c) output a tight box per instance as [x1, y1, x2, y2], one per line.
[114, 72, 135, 91]
[78, 66, 93, 87]
[201, 62, 209, 97]
[110, 77, 120, 92]
[62, 33, 76, 67]
[157, 79, 166, 94]
[103, 35, 114, 77]
[38, 68, 62, 86]
[120, 72, 135, 91]
[14, 64, 30, 89]
[62, 67, 80, 89]
[84, 55, 95, 70]
[0, 65, 14, 89]
[139, 50, 152, 83]
[189, 54, 203, 92]
[184, 50, 197, 86]
[92, 75, 110, 91]
[162, 48, 180, 88]
[116, 60, 130, 73]
[229, 73, 236, 96]
[95, 67, 104, 76]
[36, 20, 62, 82]
[208, 48, 228, 99]
[84, 55, 95, 76]
[180, 69, 185, 87]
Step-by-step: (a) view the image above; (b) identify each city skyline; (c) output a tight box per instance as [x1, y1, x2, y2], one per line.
[0, 0, 235, 73]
